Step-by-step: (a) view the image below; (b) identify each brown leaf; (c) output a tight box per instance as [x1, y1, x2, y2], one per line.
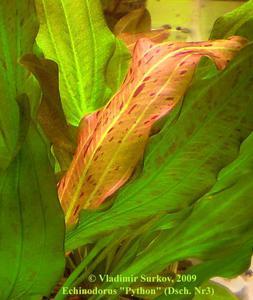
[119, 28, 170, 52]
[113, 8, 151, 35]
[20, 54, 76, 170]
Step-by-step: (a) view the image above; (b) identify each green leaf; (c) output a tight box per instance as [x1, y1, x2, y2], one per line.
[35, 0, 130, 126]
[0, 95, 65, 299]
[95, 131, 253, 300]
[141, 134, 253, 300]
[0, 0, 38, 169]
[198, 1, 253, 80]
[20, 54, 77, 171]
[158, 281, 240, 300]
[65, 43, 253, 250]
[193, 282, 239, 300]
[114, 130, 253, 283]
[157, 248, 251, 300]
[106, 39, 131, 95]
[210, 0, 253, 40]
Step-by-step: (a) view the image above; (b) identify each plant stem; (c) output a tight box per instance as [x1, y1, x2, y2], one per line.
[66, 255, 76, 271]
[71, 230, 129, 289]
[54, 236, 112, 300]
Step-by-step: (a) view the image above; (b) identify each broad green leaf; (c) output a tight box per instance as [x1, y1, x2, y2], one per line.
[0, 0, 38, 169]
[156, 248, 251, 300]
[105, 39, 132, 96]
[59, 36, 246, 226]
[97, 132, 253, 299]
[158, 281, 240, 300]
[35, 0, 130, 126]
[0, 95, 65, 299]
[210, 0, 253, 40]
[20, 54, 76, 170]
[115, 131, 253, 282]
[150, 184, 253, 299]
[65, 43, 253, 251]
[193, 282, 239, 300]
[197, 1, 253, 81]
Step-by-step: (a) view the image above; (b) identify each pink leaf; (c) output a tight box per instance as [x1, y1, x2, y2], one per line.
[58, 36, 247, 225]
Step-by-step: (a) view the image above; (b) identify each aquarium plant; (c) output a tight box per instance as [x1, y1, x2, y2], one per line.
[0, 0, 253, 299]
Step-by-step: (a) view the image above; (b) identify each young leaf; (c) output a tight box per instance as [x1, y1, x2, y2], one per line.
[105, 39, 132, 95]
[65, 43, 253, 250]
[0, 0, 38, 169]
[59, 36, 247, 225]
[102, 0, 148, 31]
[107, 28, 169, 96]
[119, 28, 170, 53]
[198, 1, 253, 79]
[210, 0, 253, 40]
[0, 95, 65, 299]
[113, 8, 151, 35]
[35, 0, 130, 125]
[20, 54, 76, 170]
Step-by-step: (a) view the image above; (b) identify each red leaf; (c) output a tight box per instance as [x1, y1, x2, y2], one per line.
[58, 36, 247, 225]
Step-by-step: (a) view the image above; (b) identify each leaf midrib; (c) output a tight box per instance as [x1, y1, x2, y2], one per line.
[64, 45, 239, 220]
[112, 78, 251, 214]
[59, 0, 86, 109]
[83, 54, 193, 208]
[6, 158, 23, 299]
[64, 45, 193, 218]
[40, 0, 82, 120]
[68, 58, 252, 238]
[84, 0, 97, 108]
[16, 138, 48, 297]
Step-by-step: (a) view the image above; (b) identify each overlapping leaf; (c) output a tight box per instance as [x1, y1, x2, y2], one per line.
[197, 0, 253, 81]
[0, 95, 65, 299]
[59, 36, 247, 226]
[20, 54, 76, 171]
[0, 2, 66, 297]
[115, 131, 253, 286]
[210, 0, 253, 40]
[113, 7, 151, 35]
[35, 0, 130, 125]
[0, 0, 38, 169]
[102, 0, 148, 31]
[94, 131, 253, 299]
[119, 29, 170, 53]
[65, 42, 253, 250]
[156, 249, 252, 300]
[193, 282, 239, 300]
